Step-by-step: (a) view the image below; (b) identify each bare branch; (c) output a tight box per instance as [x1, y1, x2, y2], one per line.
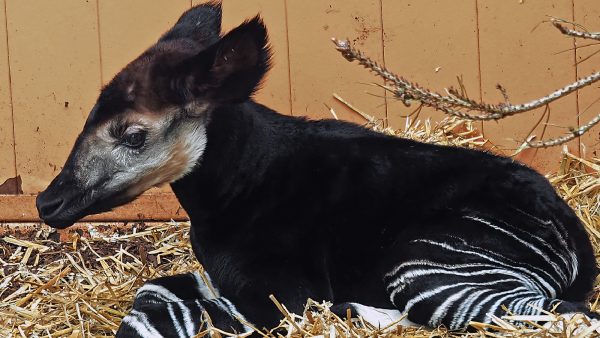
[331, 38, 500, 120]
[552, 18, 600, 41]
[497, 84, 511, 105]
[332, 38, 600, 121]
[527, 113, 600, 148]
[491, 71, 600, 115]
[332, 37, 600, 149]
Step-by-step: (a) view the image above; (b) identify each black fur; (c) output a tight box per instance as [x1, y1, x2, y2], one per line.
[158, 1, 222, 44]
[171, 102, 597, 328]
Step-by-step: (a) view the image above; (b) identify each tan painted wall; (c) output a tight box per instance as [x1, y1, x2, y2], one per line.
[0, 0, 599, 219]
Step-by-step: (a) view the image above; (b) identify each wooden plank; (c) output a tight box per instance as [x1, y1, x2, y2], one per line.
[286, 0, 386, 123]
[7, 0, 101, 193]
[98, 0, 190, 84]
[217, 0, 291, 115]
[382, 0, 480, 130]
[0, 193, 187, 223]
[478, 1, 578, 173]
[0, 221, 190, 242]
[574, 0, 600, 159]
[0, 0, 16, 193]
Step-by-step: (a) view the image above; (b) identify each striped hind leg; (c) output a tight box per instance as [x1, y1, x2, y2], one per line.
[382, 210, 587, 329]
[384, 266, 563, 329]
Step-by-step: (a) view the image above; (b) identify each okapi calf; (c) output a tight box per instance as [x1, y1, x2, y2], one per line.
[36, 2, 598, 336]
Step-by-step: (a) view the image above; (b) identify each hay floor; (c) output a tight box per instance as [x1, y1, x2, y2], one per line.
[1, 118, 599, 337]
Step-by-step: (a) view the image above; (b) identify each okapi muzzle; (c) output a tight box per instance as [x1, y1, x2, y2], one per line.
[36, 130, 116, 229]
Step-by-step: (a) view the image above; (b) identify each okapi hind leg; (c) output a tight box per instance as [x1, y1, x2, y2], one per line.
[382, 210, 595, 330]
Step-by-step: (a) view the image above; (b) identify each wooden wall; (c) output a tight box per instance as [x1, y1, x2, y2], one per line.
[1, 0, 599, 221]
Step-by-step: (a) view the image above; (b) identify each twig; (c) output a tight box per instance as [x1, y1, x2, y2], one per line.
[269, 294, 306, 335]
[552, 18, 600, 41]
[15, 266, 72, 307]
[497, 84, 511, 105]
[324, 104, 339, 120]
[333, 93, 377, 123]
[527, 112, 600, 148]
[197, 267, 219, 299]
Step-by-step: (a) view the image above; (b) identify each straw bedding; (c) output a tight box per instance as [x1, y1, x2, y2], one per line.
[1, 117, 599, 337]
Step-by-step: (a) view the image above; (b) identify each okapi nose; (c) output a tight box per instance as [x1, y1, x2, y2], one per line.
[36, 195, 65, 220]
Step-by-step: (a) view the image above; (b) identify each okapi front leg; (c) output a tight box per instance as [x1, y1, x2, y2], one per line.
[117, 297, 252, 338]
[116, 273, 252, 338]
[205, 249, 336, 332]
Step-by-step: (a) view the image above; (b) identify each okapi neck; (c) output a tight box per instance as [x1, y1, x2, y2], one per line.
[170, 101, 273, 220]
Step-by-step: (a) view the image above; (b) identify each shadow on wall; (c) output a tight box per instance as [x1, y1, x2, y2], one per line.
[0, 176, 22, 194]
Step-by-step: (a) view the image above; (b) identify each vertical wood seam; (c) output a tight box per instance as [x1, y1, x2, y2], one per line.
[379, 0, 388, 127]
[3, 0, 18, 194]
[571, 0, 581, 156]
[95, 0, 104, 86]
[283, 0, 293, 116]
[474, 0, 484, 136]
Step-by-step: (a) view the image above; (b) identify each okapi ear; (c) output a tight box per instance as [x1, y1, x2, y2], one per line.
[181, 16, 272, 104]
[158, 1, 222, 44]
[209, 16, 271, 102]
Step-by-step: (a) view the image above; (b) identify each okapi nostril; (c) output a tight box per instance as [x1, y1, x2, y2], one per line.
[39, 198, 64, 218]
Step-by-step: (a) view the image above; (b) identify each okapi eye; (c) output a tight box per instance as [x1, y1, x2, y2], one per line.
[122, 131, 147, 149]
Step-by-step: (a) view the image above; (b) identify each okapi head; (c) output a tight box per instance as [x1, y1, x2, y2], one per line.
[36, 2, 271, 228]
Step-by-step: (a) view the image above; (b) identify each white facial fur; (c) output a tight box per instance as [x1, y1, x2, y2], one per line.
[74, 109, 208, 202]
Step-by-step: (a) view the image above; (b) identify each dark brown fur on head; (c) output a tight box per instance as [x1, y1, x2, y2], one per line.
[88, 1, 270, 126]
[37, 1, 272, 228]
[87, 1, 224, 125]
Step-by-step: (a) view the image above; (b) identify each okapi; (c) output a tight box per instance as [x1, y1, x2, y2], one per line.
[36, 2, 598, 336]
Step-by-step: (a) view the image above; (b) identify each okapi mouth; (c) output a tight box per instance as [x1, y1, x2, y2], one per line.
[37, 191, 95, 229]
[36, 197, 72, 229]
[36, 186, 138, 229]
[36, 196, 85, 229]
